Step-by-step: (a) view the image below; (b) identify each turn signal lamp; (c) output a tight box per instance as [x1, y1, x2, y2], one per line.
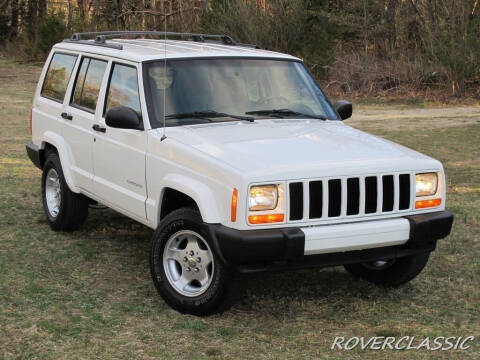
[415, 198, 442, 209]
[248, 214, 284, 224]
[231, 188, 238, 222]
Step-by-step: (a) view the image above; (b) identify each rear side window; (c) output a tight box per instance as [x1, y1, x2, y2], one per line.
[72, 57, 107, 112]
[105, 64, 141, 116]
[41, 53, 77, 102]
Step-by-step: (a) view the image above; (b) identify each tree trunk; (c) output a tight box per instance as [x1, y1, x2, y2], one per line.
[27, 0, 39, 40]
[38, 0, 46, 18]
[78, 0, 85, 19]
[11, 0, 19, 38]
[68, 0, 73, 31]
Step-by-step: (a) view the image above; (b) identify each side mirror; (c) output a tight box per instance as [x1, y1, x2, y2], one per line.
[105, 106, 142, 130]
[333, 100, 353, 120]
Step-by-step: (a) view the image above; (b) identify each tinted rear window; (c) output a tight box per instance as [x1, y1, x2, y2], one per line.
[72, 57, 107, 112]
[41, 53, 77, 102]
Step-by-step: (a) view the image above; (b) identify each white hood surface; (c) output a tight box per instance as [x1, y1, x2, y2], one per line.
[165, 119, 440, 179]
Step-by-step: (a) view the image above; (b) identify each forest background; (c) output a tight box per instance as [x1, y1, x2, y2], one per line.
[1, 0, 479, 101]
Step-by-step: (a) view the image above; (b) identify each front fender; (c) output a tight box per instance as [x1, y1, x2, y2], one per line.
[160, 174, 224, 224]
[41, 131, 80, 193]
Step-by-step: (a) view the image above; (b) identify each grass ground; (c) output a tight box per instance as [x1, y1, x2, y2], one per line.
[0, 57, 478, 360]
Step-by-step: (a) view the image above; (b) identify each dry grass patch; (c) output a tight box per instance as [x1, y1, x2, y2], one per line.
[0, 58, 478, 360]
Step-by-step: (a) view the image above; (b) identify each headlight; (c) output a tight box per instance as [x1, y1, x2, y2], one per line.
[249, 185, 278, 211]
[415, 173, 438, 197]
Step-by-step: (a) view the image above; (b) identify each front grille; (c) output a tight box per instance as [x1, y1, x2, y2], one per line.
[308, 181, 323, 218]
[365, 176, 377, 214]
[328, 179, 342, 217]
[346, 178, 360, 215]
[382, 175, 394, 212]
[399, 174, 411, 210]
[289, 182, 303, 220]
[289, 173, 412, 222]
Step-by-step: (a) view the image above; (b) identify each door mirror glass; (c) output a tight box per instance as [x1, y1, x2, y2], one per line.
[105, 106, 142, 130]
[333, 100, 353, 120]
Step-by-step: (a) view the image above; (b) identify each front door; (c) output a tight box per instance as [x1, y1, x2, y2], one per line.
[92, 62, 147, 220]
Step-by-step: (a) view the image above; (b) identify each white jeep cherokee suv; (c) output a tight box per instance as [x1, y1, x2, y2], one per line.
[26, 32, 453, 315]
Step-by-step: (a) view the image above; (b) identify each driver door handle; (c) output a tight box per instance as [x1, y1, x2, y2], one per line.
[61, 112, 72, 120]
[92, 124, 106, 133]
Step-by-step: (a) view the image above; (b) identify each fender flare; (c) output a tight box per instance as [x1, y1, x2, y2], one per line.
[40, 131, 81, 193]
[160, 174, 223, 224]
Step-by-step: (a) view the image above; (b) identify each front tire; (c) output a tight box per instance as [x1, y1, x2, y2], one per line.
[150, 208, 241, 315]
[41, 151, 88, 231]
[344, 252, 431, 287]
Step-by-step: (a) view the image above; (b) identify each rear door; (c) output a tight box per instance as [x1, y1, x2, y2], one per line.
[92, 62, 147, 220]
[34, 52, 78, 150]
[63, 56, 108, 192]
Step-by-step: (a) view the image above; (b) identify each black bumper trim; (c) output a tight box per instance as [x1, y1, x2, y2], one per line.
[405, 210, 454, 247]
[235, 244, 434, 273]
[206, 210, 453, 273]
[207, 224, 304, 264]
[26, 142, 42, 169]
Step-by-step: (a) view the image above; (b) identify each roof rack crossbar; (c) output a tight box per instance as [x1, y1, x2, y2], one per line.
[62, 38, 124, 50]
[68, 31, 236, 46]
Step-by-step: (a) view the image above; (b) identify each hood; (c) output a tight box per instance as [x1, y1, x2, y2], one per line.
[164, 119, 440, 180]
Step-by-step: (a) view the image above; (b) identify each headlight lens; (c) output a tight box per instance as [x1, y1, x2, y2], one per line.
[415, 173, 438, 197]
[249, 185, 278, 211]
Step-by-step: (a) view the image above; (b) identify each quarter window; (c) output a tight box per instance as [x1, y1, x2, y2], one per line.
[72, 57, 107, 111]
[105, 64, 141, 116]
[41, 53, 77, 102]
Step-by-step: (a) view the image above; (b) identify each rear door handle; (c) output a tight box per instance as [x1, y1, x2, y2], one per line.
[61, 112, 72, 120]
[92, 124, 106, 133]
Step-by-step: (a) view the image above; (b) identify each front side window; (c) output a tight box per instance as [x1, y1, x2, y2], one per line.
[144, 58, 338, 128]
[72, 57, 107, 111]
[105, 64, 141, 116]
[41, 53, 77, 102]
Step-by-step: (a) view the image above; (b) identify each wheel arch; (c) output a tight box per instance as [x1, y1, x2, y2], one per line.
[160, 188, 199, 220]
[39, 131, 80, 193]
[157, 174, 223, 225]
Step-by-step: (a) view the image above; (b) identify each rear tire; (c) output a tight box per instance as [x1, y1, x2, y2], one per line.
[41, 151, 88, 231]
[344, 252, 431, 287]
[150, 208, 242, 316]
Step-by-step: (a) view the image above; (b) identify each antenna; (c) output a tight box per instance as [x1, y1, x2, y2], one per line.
[160, 4, 167, 141]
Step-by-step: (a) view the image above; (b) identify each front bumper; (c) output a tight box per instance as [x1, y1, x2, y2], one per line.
[205, 211, 454, 273]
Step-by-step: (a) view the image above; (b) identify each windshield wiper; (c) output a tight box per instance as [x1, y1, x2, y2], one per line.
[166, 110, 254, 122]
[245, 108, 327, 120]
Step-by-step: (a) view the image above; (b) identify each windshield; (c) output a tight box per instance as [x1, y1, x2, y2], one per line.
[144, 58, 338, 127]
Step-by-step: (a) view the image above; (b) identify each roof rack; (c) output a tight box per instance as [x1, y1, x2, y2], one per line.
[63, 31, 240, 50]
